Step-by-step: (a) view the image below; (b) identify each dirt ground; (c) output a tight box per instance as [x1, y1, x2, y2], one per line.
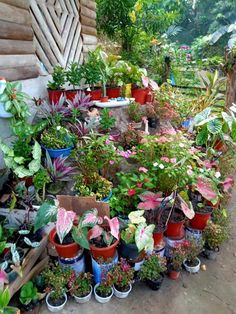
[41, 187, 236, 314]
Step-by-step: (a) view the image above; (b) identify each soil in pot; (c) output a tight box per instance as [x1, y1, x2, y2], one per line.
[96, 286, 113, 298]
[55, 232, 74, 245]
[146, 274, 164, 291]
[114, 284, 130, 293]
[21, 301, 40, 314]
[48, 295, 66, 307]
[185, 258, 199, 267]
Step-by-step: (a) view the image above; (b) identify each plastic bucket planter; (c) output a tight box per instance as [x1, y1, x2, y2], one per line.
[92, 252, 118, 284]
[58, 249, 85, 274]
[85, 88, 102, 101]
[113, 283, 132, 299]
[183, 258, 201, 273]
[189, 209, 213, 230]
[47, 90, 64, 105]
[94, 283, 114, 303]
[73, 285, 92, 304]
[107, 87, 121, 99]
[119, 240, 140, 261]
[89, 237, 119, 261]
[131, 88, 148, 105]
[46, 292, 67, 312]
[42, 146, 73, 158]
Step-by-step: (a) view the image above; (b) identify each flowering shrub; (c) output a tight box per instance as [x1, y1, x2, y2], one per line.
[100, 108, 116, 131]
[111, 259, 134, 290]
[203, 221, 229, 250]
[96, 271, 114, 297]
[169, 244, 187, 271]
[68, 272, 92, 297]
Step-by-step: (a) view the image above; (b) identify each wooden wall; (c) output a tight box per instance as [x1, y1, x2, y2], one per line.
[0, 0, 39, 81]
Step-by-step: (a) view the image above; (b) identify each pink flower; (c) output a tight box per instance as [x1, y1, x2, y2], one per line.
[137, 182, 143, 188]
[170, 158, 177, 164]
[156, 136, 169, 143]
[105, 139, 111, 145]
[187, 169, 193, 176]
[139, 167, 148, 173]
[189, 147, 200, 155]
[108, 111, 113, 117]
[109, 160, 115, 165]
[128, 189, 136, 196]
[160, 127, 176, 135]
[161, 157, 170, 163]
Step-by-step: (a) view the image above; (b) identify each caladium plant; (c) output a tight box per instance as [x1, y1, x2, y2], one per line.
[195, 176, 219, 205]
[56, 208, 76, 244]
[221, 176, 234, 193]
[137, 192, 164, 210]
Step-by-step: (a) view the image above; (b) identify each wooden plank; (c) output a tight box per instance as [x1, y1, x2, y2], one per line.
[0, 65, 39, 81]
[0, 54, 37, 68]
[0, 39, 35, 55]
[80, 5, 96, 20]
[0, 2, 31, 25]
[0, 0, 29, 9]
[74, 37, 83, 63]
[67, 22, 81, 66]
[81, 25, 97, 36]
[81, 14, 96, 28]
[33, 37, 53, 73]
[0, 20, 33, 41]
[80, 0, 96, 11]
[82, 34, 97, 45]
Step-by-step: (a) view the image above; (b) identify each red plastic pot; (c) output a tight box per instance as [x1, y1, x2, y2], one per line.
[85, 88, 102, 101]
[168, 270, 180, 280]
[48, 89, 64, 104]
[214, 140, 227, 152]
[49, 228, 80, 258]
[165, 219, 185, 239]
[101, 96, 109, 103]
[89, 238, 119, 261]
[190, 211, 212, 230]
[205, 200, 219, 209]
[131, 88, 148, 105]
[107, 87, 121, 98]
[65, 90, 83, 102]
[153, 231, 165, 247]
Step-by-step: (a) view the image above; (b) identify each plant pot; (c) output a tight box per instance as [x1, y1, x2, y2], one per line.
[49, 228, 80, 258]
[85, 88, 102, 101]
[113, 283, 132, 299]
[101, 190, 113, 202]
[42, 146, 73, 158]
[59, 249, 85, 273]
[109, 128, 121, 141]
[92, 252, 118, 284]
[145, 273, 164, 291]
[214, 140, 227, 152]
[107, 87, 121, 99]
[73, 285, 92, 303]
[119, 240, 140, 261]
[46, 182, 65, 195]
[100, 96, 109, 103]
[89, 238, 119, 261]
[185, 226, 203, 242]
[0, 102, 13, 118]
[131, 88, 148, 105]
[148, 117, 159, 128]
[94, 283, 113, 303]
[166, 219, 185, 239]
[153, 227, 166, 247]
[48, 89, 64, 105]
[46, 292, 67, 312]
[132, 121, 143, 129]
[189, 208, 213, 230]
[65, 89, 83, 102]
[21, 302, 40, 314]
[183, 257, 201, 273]
[202, 246, 219, 260]
[168, 269, 180, 280]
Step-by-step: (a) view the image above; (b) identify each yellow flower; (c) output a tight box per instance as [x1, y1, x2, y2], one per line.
[129, 10, 136, 23]
[151, 38, 158, 45]
[134, 1, 142, 12]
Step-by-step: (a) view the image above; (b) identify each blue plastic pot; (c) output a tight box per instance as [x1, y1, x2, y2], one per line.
[101, 190, 112, 202]
[42, 145, 73, 158]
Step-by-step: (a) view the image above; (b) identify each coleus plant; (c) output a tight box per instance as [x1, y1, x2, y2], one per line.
[121, 210, 155, 252]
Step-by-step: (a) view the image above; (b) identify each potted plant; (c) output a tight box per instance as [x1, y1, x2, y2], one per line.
[65, 62, 83, 101]
[47, 65, 66, 105]
[119, 210, 155, 261]
[111, 259, 134, 299]
[45, 151, 77, 195]
[145, 103, 160, 128]
[139, 254, 167, 290]
[203, 220, 229, 260]
[99, 108, 116, 134]
[0, 287, 19, 314]
[0, 82, 30, 120]
[189, 203, 213, 230]
[43, 264, 71, 312]
[105, 54, 121, 99]
[0, 77, 12, 118]
[19, 281, 41, 314]
[168, 244, 187, 280]
[183, 239, 203, 273]
[68, 271, 93, 304]
[81, 48, 102, 100]
[127, 102, 143, 129]
[94, 271, 114, 303]
[40, 125, 75, 158]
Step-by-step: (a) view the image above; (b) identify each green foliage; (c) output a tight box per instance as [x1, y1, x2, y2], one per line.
[0, 288, 18, 314]
[33, 169, 50, 192]
[99, 109, 116, 131]
[203, 220, 229, 250]
[47, 65, 66, 90]
[66, 62, 82, 88]
[69, 272, 92, 297]
[127, 102, 143, 122]
[139, 254, 167, 281]
[81, 48, 103, 88]
[20, 281, 38, 305]
[41, 126, 75, 149]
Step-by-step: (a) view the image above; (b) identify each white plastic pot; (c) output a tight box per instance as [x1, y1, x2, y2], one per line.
[73, 285, 92, 304]
[94, 283, 113, 303]
[183, 258, 201, 273]
[46, 292, 67, 312]
[132, 121, 142, 129]
[113, 283, 132, 299]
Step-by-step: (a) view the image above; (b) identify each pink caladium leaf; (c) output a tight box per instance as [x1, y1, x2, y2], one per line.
[88, 225, 103, 240]
[56, 208, 76, 244]
[79, 208, 100, 228]
[177, 195, 195, 220]
[104, 216, 119, 240]
[142, 76, 149, 88]
[137, 191, 164, 210]
[195, 176, 219, 205]
[221, 176, 234, 192]
[103, 231, 113, 246]
[135, 223, 155, 252]
[149, 79, 159, 91]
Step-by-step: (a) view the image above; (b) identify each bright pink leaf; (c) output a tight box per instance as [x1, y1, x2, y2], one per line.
[104, 216, 119, 240]
[221, 176, 234, 192]
[138, 191, 163, 210]
[56, 208, 76, 244]
[177, 195, 195, 220]
[195, 176, 219, 205]
[88, 225, 103, 240]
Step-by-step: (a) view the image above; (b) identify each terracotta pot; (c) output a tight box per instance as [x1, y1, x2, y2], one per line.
[107, 87, 121, 98]
[146, 89, 154, 103]
[100, 96, 109, 103]
[85, 88, 102, 101]
[89, 238, 119, 261]
[65, 90, 83, 102]
[131, 88, 148, 105]
[47, 89, 64, 105]
[49, 227, 80, 258]
[190, 209, 213, 230]
[214, 140, 227, 152]
[165, 219, 185, 239]
[168, 270, 180, 280]
[153, 230, 165, 247]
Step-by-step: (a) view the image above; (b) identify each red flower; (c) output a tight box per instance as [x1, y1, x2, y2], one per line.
[128, 189, 136, 196]
[137, 182, 143, 188]
[108, 111, 113, 117]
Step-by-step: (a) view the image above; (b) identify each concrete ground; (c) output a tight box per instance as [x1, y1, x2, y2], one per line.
[41, 188, 236, 314]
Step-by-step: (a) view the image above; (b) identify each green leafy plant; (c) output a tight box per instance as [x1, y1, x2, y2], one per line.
[0, 82, 30, 120]
[168, 244, 187, 271]
[95, 272, 114, 297]
[99, 109, 116, 131]
[66, 62, 83, 89]
[33, 168, 51, 201]
[47, 65, 66, 90]
[0, 288, 18, 314]
[69, 272, 92, 297]
[203, 220, 229, 250]
[81, 48, 102, 89]
[127, 102, 143, 123]
[111, 259, 134, 291]
[19, 281, 38, 306]
[41, 125, 75, 149]
[184, 239, 203, 265]
[139, 254, 167, 281]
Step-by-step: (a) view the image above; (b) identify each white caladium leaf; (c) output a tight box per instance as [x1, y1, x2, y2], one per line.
[177, 194, 195, 220]
[0, 261, 8, 271]
[18, 230, 30, 235]
[128, 210, 146, 224]
[11, 244, 20, 264]
[79, 208, 100, 228]
[23, 237, 40, 248]
[135, 223, 155, 252]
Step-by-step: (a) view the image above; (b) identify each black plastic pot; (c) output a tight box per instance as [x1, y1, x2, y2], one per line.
[202, 246, 219, 260]
[119, 240, 139, 261]
[146, 273, 164, 291]
[148, 117, 159, 129]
